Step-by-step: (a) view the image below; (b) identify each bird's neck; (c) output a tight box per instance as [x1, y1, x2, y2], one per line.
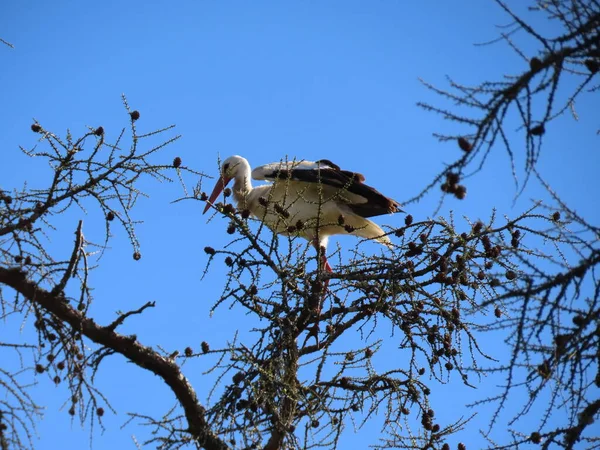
[233, 173, 253, 209]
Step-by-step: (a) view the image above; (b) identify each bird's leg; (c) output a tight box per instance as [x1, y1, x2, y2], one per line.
[313, 242, 332, 299]
[319, 252, 332, 300]
[321, 252, 333, 275]
[301, 242, 333, 349]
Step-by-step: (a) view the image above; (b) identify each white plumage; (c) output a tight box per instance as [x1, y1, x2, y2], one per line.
[203, 155, 401, 272]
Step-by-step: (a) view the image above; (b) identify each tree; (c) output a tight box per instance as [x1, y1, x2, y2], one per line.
[417, 2, 600, 446]
[1, 1, 599, 449]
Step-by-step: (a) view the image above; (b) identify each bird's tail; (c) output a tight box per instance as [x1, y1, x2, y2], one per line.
[375, 233, 393, 249]
[353, 220, 393, 249]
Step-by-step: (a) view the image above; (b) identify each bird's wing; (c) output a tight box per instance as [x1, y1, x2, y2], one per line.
[252, 159, 400, 218]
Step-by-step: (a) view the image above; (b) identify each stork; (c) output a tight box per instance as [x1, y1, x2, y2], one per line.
[203, 155, 401, 275]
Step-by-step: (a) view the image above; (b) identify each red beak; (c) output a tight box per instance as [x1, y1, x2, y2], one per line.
[203, 176, 231, 214]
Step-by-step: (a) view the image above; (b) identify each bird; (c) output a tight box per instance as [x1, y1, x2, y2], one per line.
[203, 155, 401, 275]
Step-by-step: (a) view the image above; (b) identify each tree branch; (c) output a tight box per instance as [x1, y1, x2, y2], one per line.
[0, 267, 229, 450]
[51, 220, 84, 296]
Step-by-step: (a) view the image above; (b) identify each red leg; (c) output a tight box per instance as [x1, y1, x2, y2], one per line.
[302, 243, 333, 349]
[320, 253, 332, 292]
[321, 254, 333, 273]
[312, 240, 332, 306]
[313, 241, 332, 274]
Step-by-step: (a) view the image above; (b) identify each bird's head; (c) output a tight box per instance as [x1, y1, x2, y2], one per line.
[203, 155, 248, 214]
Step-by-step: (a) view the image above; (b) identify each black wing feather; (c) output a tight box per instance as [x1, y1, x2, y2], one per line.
[265, 165, 401, 218]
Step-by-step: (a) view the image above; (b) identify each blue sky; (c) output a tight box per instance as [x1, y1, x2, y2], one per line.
[1, 1, 599, 449]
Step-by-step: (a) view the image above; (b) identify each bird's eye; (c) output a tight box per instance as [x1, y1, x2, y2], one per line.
[223, 163, 230, 172]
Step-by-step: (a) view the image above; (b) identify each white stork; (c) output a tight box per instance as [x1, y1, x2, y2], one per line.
[203, 155, 401, 273]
